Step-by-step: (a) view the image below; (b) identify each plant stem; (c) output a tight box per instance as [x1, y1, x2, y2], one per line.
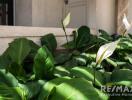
[93, 64, 98, 86]
[64, 30, 69, 45]
[61, 20, 69, 46]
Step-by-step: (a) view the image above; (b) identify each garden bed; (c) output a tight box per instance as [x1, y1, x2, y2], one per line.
[0, 24, 132, 100]
[0, 13, 132, 100]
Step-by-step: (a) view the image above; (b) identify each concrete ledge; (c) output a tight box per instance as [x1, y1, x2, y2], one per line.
[0, 26, 74, 54]
[0, 25, 74, 37]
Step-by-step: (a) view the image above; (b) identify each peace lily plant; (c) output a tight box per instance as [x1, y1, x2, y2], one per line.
[96, 13, 132, 64]
[0, 13, 132, 100]
[94, 40, 120, 85]
[92, 13, 132, 86]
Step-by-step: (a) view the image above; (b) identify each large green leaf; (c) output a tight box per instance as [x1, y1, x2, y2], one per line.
[105, 58, 118, 68]
[8, 62, 26, 79]
[125, 54, 132, 64]
[0, 69, 18, 87]
[71, 67, 104, 86]
[49, 78, 108, 100]
[0, 70, 23, 99]
[110, 69, 132, 87]
[98, 29, 112, 42]
[0, 85, 22, 100]
[76, 26, 91, 48]
[28, 40, 40, 58]
[33, 46, 55, 79]
[0, 80, 45, 100]
[8, 38, 31, 65]
[38, 77, 71, 100]
[111, 69, 132, 82]
[103, 72, 112, 84]
[41, 34, 57, 53]
[117, 38, 132, 51]
[53, 66, 71, 78]
[22, 40, 40, 74]
[0, 53, 11, 69]
[54, 52, 72, 65]
[73, 53, 90, 66]
[19, 80, 46, 99]
[62, 26, 91, 49]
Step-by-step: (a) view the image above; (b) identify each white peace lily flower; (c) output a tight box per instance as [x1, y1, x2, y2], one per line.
[63, 13, 71, 28]
[123, 14, 131, 31]
[96, 40, 120, 65]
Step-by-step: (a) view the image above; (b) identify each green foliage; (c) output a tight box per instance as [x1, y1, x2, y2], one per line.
[98, 29, 113, 42]
[0, 25, 132, 100]
[41, 34, 57, 53]
[38, 77, 71, 100]
[75, 26, 91, 48]
[33, 46, 55, 80]
[54, 51, 72, 65]
[0, 69, 18, 87]
[62, 26, 91, 49]
[8, 38, 31, 65]
[49, 78, 108, 100]
[0, 85, 23, 100]
[71, 67, 104, 86]
[19, 80, 46, 99]
[110, 69, 132, 87]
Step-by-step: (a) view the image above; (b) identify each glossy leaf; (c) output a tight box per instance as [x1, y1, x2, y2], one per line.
[49, 78, 108, 100]
[28, 40, 40, 58]
[33, 46, 55, 79]
[125, 54, 132, 64]
[110, 69, 132, 87]
[0, 69, 18, 87]
[98, 29, 112, 42]
[53, 66, 71, 78]
[0, 52, 11, 69]
[73, 53, 90, 66]
[8, 38, 31, 65]
[76, 26, 91, 48]
[41, 34, 57, 53]
[117, 38, 132, 51]
[105, 58, 118, 68]
[8, 62, 26, 79]
[19, 80, 46, 99]
[54, 52, 72, 65]
[0, 85, 23, 100]
[38, 77, 71, 100]
[62, 26, 91, 49]
[71, 67, 104, 86]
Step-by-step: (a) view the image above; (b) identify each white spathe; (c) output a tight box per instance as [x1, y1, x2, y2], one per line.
[96, 40, 119, 64]
[63, 13, 71, 28]
[123, 14, 131, 31]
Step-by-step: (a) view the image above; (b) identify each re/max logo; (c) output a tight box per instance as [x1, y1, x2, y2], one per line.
[101, 86, 132, 93]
